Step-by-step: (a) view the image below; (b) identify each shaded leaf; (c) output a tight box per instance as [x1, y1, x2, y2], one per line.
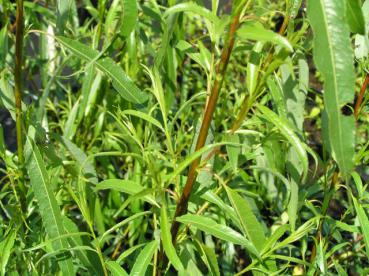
[308, 0, 355, 175]
[56, 36, 148, 104]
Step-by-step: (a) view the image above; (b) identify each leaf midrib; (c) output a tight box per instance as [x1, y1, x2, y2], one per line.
[318, 0, 346, 173]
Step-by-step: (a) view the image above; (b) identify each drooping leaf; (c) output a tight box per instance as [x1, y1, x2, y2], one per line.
[25, 134, 74, 275]
[95, 179, 157, 206]
[63, 217, 104, 275]
[164, 2, 220, 25]
[56, 36, 148, 104]
[308, 0, 356, 175]
[176, 214, 260, 258]
[99, 211, 150, 243]
[257, 105, 308, 181]
[237, 22, 293, 52]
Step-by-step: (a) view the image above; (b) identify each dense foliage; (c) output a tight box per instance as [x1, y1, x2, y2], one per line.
[1, 0, 369, 275]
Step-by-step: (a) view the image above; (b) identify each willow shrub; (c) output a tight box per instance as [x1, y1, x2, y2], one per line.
[1, 0, 369, 275]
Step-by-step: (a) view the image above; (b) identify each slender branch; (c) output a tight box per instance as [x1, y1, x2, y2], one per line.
[170, 13, 242, 244]
[354, 74, 369, 120]
[15, 0, 25, 192]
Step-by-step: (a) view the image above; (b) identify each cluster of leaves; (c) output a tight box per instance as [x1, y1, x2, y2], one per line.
[1, 0, 369, 275]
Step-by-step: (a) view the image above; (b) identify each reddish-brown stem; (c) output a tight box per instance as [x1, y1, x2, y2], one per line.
[354, 74, 369, 120]
[15, 0, 25, 192]
[170, 13, 241, 244]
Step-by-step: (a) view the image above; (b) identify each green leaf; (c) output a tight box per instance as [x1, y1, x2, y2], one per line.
[200, 191, 240, 229]
[261, 224, 289, 254]
[95, 179, 157, 206]
[237, 22, 293, 52]
[106, 261, 129, 276]
[197, 242, 220, 276]
[25, 134, 74, 275]
[307, 0, 355, 175]
[130, 240, 158, 276]
[160, 203, 184, 272]
[247, 42, 264, 97]
[224, 188, 266, 251]
[120, 109, 165, 132]
[353, 197, 369, 260]
[257, 105, 308, 181]
[60, 136, 98, 184]
[289, 0, 303, 19]
[176, 214, 260, 259]
[346, 0, 366, 35]
[116, 244, 146, 264]
[99, 211, 150, 243]
[56, 36, 148, 104]
[63, 98, 80, 139]
[0, 230, 16, 275]
[121, 0, 138, 37]
[56, 0, 74, 33]
[164, 3, 220, 25]
[63, 217, 104, 275]
[225, 133, 240, 170]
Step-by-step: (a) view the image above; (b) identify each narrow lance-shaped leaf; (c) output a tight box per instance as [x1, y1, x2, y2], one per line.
[164, 2, 220, 25]
[106, 261, 129, 276]
[56, 36, 148, 104]
[95, 179, 158, 206]
[25, 133, 74, 275]
[225, 188, 278, 271]
[130, 240, 158, 276]
[257, 105, 308, 182]
[237, 22, 293, 52]
[63, 217, 104, 275]
[160, 203, 184, 272]
[0, 230, 16, 275]
[346, 0, 366, 35]
[225, 188, 266, 251]
[176, 214, 260, 259]
[121, 0, 138, 37]
[307, 0, 356, 175]
[353, 197, 369, 261]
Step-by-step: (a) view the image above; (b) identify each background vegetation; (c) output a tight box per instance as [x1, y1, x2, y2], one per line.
[1, 0, 369, 275]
